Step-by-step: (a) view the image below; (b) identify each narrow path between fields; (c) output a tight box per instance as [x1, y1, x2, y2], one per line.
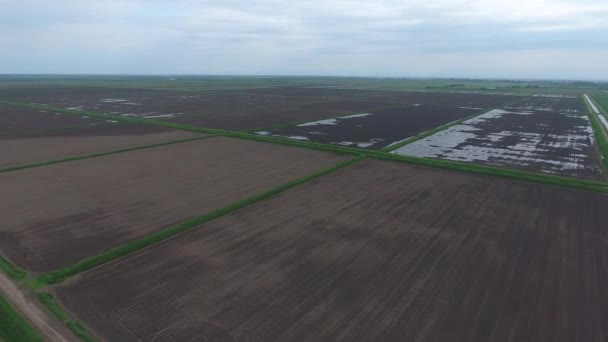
[0, 272, 77, 342]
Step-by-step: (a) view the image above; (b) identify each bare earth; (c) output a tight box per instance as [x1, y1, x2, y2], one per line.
[0, 137, 347, 273]
[0, 124, 202, 169]
[54, 159, 608, 342]
[0, 272, 77, 342]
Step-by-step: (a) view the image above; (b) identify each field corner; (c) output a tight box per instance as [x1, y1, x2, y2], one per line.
[37, 292, 97, 342]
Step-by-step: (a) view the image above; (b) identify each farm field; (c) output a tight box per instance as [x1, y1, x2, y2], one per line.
[256, 104, 481, 149]
[52, 159, 608, 342]
[393, 96, 605, 180]
[2, 85, 517, 131]
[0, 103, 109, 135]
[0, 137, 347, 273]
[0, 124, 202, 169]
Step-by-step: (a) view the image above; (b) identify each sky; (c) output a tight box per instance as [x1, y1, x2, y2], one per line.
[1, 0, 607, 79]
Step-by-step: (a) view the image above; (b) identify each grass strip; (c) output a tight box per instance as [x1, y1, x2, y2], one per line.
[30, 156, 364, 288]
[583, 96, 608, 171]
[3, 99, 608, 193]
[0, 256, 27, 280]
[0, 135, 212, 174]
[0, 293, 43, 342]
[37, 293, 97, 342]
[381, 108, 491, 152]
[36, 293, 69, 322]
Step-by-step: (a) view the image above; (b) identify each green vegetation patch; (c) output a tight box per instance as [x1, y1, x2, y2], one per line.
[584, 97, 608, 171]
[31, 156, 364, 287]
[37, 293, 97, 342]
[0, 257, 27, 280]
[36, 293, 69, 322]
[0, 293, 43, 342]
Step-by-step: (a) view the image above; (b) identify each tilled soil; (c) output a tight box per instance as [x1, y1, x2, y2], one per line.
[0, 124, 202, 169]
[0, 137, 347, 273]
[53, 159, 608, 342]
[261, 104, 481, 149]
[3, 86, 518, 131]
[0, 104, 108, 134]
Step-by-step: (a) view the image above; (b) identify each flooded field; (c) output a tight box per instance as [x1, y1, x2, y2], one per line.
[392, 103, 605, 179]
[256, 104, 480, 149]
[3, 86, 516, 131]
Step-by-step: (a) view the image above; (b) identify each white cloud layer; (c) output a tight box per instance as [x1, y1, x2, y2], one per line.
[0, 0, 607, 78]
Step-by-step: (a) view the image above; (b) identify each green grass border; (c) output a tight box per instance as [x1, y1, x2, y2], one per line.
[0, 135, 212, 174]
[37, 293, 97, 342]
[381, 108, 491, 152]
[30, 156, 364, 288]
[583, 95, 608, 171]
[0, 256, 27, 280]
[0, 293, 43, 342]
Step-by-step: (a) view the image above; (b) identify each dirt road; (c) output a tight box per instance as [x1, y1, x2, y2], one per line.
[0, 272, 77, 342]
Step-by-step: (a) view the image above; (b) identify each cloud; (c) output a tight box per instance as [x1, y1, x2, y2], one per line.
[0, 0, 607, 78]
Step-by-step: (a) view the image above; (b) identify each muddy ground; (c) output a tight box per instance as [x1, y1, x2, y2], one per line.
[0, 137, 347, 273]
[0, 124, 202, 169]
[0, 104, 109, 135]
[3, 86, 518, 131]
[394, 107, 605, 180]
[259, 104, 480, 149]
[54, 159, 608, 342]
[504, 95, 582, 113]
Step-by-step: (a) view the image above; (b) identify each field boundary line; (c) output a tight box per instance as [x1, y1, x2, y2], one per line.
[29, 156, 365, 288]
[583, 95, 608, 172]
[381, 108, 492, 152]
[0, 135, 213, 174]
[0, 256, 28, 280]
[3, 100, 608, 192]
[37, 293, 96, 342]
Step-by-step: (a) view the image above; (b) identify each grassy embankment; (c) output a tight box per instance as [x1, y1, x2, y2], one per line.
[37, 293, 96, 342]
[584, 95, 608, 171]
[0, 294, 43, 342]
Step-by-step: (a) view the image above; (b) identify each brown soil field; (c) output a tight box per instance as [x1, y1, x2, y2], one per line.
[259, 104, 481, 149]
[54, 159, 608, 342]
[229, 86, 519, 107]
[0, 104, 109, 134]
[0, 124, 202, 169]
[393, 108, 604, 180]
[4, 86, 518, 131]
[0, 137, 347, 273]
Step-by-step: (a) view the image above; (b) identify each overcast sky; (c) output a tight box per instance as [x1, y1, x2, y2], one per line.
[1, 0, 607, 79]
